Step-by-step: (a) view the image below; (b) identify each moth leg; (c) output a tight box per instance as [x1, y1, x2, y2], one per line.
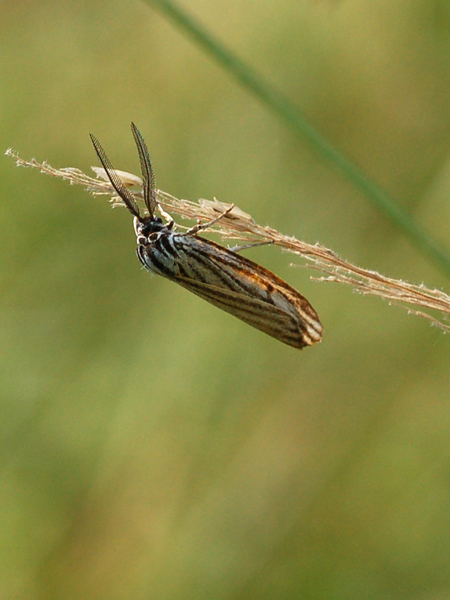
[229, 240, 274, 253]
[157, 203, 175, 229]
[186, 204, 235, 235]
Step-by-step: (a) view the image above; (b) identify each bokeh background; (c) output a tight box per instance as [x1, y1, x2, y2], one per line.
[2, 1, 450, 598]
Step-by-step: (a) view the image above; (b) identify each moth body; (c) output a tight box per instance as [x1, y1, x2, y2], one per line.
[90, 124, 323, 349]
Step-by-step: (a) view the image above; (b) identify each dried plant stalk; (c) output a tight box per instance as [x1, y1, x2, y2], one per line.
[6, 148, 450, 334]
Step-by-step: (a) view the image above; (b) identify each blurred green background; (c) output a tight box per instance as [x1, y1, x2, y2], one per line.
[2, 1, 450, 598]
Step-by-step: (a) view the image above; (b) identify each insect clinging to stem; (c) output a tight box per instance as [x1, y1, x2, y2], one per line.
[90, 123, 323, 349]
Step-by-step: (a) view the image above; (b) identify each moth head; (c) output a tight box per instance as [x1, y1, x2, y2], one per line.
[134, 215, 166, 244]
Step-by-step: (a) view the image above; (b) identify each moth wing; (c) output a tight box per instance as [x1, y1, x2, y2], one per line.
[173, 275, 319, 349]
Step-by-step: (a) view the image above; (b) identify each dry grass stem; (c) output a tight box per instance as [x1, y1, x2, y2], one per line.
[6, 148, 450, 334]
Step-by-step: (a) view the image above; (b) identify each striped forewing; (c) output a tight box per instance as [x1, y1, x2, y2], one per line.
[137, 232, 323, 349]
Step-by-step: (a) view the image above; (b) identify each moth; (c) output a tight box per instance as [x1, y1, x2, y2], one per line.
[90, 124, 323, 349]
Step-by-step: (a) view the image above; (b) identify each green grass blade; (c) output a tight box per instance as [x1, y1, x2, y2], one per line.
[143, 0, 450, 277]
